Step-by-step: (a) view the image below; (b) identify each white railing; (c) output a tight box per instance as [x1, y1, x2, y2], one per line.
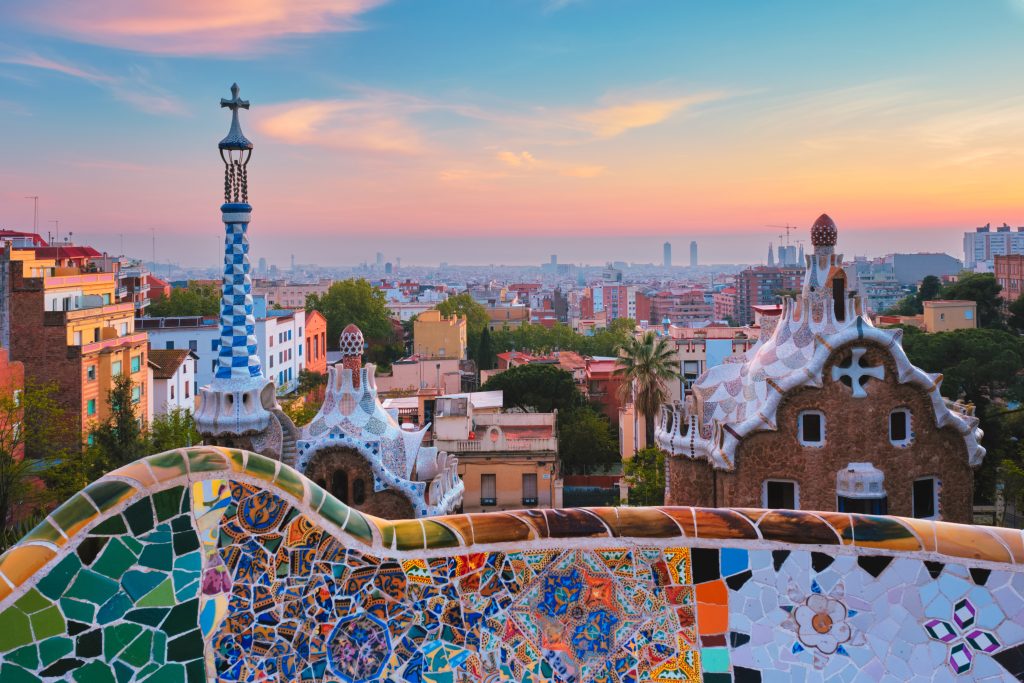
[434, 437, 558, 453]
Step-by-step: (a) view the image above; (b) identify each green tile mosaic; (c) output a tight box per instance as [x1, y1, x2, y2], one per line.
[344, 508, 374, 544]
[0, 607, 32, 651]
[59, 598, 95, 624]
[183, 448, 228, 473]
[243, 451, 277, 481]
[165, 629, 203, 662]
[97, 594, 134, 625]
[29, 605, 65, 640]
[64, 569, 119, 604]
[172, 530, 200, 555]
[83, 480, 137, 513]
[75, 629, 101, 658]
[122, 570, 166, 602]
[136, 578, 175, 607]
[120, 630, 152, 668]
[6, 644, 38, 669]
[15, 587, 50, 614]
[50, 493, 99, 537]
[152, 630, 166, 666]
[124, 607, 168, 627]
[0, 664, 39, 683]
[103, 623, 143, 661]
[151, 487, 183, 523]
[76, 535, 109, 565]
[273, 465, 305, 501]
[138, 543, 173, 571]
[140, 661, 185, 682]
[72, 660, 117, 683]
[38, 634, 73, 666]
[123, 498, 155, 536]
[160, 599, 197, 637]
[22, 518, 66, 546]
[91, 514, 128, 535]
[93, 538, 138, 579]
[145, 451, 188, 482]
[113, 660, 134, 683]
[36, 552, 82, 600]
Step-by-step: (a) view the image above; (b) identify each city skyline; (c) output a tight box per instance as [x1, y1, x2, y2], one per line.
[1, 1, 1023, 266]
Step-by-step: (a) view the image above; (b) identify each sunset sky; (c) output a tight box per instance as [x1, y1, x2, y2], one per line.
[1, 0, 1023, 266]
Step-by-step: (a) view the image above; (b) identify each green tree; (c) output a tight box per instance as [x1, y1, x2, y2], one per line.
[558, 406, 619, 474]
[941, 272, 1004, 329]
[147, 282, 220, 317]
[918, 275, 943, 304]
[624, 446, 666, 506]
[1008, 292, 1024, 333]
[615, 331, 682, 445]
[88, 374, 147, 469]
[297, 369, 328, 396]
[0, 381, 72, 527]
[480, 364, 583, 413]
[476, 327, 495, 372]
[901, 328, 1024, 502]
[436, 294, 489, 361]
[307, 279, 402, 366]
[148, 408, 201, 452]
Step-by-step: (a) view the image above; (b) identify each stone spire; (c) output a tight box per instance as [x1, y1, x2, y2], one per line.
[768, 242, 775, 266]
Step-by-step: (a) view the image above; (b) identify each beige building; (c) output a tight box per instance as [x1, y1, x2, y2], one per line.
[413, 309, 467, 359]
[430, 391, 562, 512]
[922, 300, 977, 332]
[374, 357, 463, 395]
[485, 304, 530, 331]
[252, 279, 332, 309]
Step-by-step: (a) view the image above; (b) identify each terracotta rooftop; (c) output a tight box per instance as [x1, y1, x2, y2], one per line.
[147, 348, 195, 380]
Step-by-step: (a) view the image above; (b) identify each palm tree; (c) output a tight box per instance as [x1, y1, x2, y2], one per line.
[615, 331, 682, 446]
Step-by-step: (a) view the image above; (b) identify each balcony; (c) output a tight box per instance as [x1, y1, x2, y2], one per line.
[81, 331, 148, 355]
[434, 436, 558, 453]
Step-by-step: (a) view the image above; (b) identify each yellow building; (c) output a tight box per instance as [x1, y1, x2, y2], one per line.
[413, 309, 467, 360]
[6, 250, 150, 442]
[922, 300, 977, 333]
[484, 304, 530, 332]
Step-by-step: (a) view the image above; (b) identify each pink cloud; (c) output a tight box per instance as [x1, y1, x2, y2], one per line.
[257, 99, 426, 154]
[10, 0, 389, 56]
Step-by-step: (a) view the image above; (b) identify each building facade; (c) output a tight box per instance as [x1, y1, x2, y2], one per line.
[657, 214, 984, 523]
[995, 253, 1024, 304]
[253, 278, 332, 309]
[413, 309, 467, 359]
[148, 348, 198, 416]
[963, 223, 1024, 270]
[922, 300, 977, 332]
[304, 309, 328, 375]
[431, 392, 562, 513]
[7, 257, 150, 440]
[734, 265, 805, 325]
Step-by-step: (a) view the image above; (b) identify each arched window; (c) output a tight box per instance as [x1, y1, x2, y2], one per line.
[352, 478, 366, 506]
[832, 275, 846, 322]
[331, 470, 349, 504]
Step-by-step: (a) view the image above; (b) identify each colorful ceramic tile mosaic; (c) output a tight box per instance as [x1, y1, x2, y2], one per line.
[2, 447, 1024, 682]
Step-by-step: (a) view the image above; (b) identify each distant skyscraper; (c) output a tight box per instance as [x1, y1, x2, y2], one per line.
[663, 242, 672, 268]
[689, 241, 698, 268]
[376, 251, 384, 270]
[385, 262, 393, 275]
[963, 223, 1024, 269]
[550, 254, 557, 265]
[257, 256, 267, 277]
[768, 243, 775, 266]
[798, 242, 805, 265]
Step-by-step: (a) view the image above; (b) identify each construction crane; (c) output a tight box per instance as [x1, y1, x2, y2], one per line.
[766, 224, 799, 246]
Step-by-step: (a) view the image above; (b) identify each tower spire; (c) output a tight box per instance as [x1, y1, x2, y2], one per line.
[196, 84, 281, 446]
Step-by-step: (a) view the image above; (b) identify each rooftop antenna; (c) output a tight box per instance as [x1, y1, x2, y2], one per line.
[49, 220, 59, 244]
[24, 196, 38, 235]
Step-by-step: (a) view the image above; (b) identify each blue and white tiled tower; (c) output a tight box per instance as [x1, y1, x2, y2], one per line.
[196, 84, 290, 454]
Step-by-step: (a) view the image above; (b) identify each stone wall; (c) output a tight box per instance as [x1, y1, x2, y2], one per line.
[0, 447, 1022, 682]
[304, 445, 415, 519]
[668, 341, 975, 523]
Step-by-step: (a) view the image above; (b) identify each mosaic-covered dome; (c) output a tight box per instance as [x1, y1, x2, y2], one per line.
[339, 324, 364, 357]
[811, 213, 837, 247]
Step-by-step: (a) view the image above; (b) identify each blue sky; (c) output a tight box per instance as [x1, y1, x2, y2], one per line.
[0, 1, 1022, 266]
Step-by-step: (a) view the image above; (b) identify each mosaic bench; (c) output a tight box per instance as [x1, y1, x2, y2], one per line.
[0, 447, 1022, 682]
